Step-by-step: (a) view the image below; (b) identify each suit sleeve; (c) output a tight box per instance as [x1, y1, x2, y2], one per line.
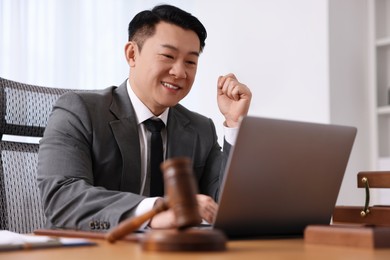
[197, 118, 232, 202]
[37, 92, 144, 231]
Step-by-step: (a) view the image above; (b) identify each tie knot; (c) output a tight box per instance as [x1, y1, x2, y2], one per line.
[143, 118, 165, 133]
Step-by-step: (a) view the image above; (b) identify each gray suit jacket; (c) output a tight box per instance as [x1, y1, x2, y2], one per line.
[37, 81, 231, 231]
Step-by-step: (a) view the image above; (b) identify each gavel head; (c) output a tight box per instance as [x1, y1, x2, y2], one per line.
[161, 157, 202, 229]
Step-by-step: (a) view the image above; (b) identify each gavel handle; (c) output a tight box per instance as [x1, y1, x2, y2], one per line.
[105, 199, 168, 243]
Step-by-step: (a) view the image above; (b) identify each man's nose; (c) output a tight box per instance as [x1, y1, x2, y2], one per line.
[169, 62, 187, 79]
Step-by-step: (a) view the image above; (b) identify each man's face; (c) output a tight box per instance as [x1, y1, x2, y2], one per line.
[128, 22, 200, 115]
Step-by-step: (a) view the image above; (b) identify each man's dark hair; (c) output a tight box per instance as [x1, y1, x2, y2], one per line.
[128, 4, 207, 52]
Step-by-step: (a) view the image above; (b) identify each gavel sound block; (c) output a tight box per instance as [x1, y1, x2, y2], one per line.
[106, 157, 227, 252]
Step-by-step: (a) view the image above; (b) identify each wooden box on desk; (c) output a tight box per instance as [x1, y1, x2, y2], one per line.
[333, 171, 390, 227]
[304, 171, 390, 248]
[304, 225, 390, 248]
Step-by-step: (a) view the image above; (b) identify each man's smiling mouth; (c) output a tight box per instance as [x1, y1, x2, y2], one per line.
[161, 81, 180, 90]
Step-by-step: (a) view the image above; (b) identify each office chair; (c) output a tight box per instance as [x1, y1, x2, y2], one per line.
[0, 77, 73, 233]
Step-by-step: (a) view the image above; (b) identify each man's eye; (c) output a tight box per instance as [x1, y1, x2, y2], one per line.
[162, 54, 174, 59]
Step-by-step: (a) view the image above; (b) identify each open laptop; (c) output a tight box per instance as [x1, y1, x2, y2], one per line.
[213, 116, 357, 239]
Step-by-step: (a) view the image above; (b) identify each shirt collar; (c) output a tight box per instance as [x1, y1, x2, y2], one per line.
[126, 79, 169, 126]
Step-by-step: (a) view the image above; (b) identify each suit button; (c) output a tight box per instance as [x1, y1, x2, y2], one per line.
[102, 221, 110, 230]
[89, 221, 96, 230]
[95, 221, 101, 229]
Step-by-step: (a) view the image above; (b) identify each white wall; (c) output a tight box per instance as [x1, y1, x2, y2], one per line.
[0, 0, 371, 206]
[328, 0, 370, 206]
[185, 0, 330, 140]
[0, 0, 330, 126]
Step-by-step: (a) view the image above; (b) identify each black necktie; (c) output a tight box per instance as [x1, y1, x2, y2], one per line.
[143, 118, 165, 197]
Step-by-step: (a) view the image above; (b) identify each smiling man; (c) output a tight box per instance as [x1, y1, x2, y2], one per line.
[38, 4, 251, 231]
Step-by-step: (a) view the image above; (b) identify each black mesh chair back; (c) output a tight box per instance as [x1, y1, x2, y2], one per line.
[0, 77, 74, 233]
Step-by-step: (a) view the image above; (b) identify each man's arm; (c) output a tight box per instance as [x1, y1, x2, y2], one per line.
[37, 92, 143, 231]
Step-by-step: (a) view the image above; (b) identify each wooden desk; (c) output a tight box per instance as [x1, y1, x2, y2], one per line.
[2, 238, 390, 260]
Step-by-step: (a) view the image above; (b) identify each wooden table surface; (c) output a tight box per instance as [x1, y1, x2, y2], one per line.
[2, 237, 390, 260]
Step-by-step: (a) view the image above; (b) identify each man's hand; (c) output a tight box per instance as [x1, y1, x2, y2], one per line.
[217, 73, 252, 128]
[149, 194, 218, 228]
[196, 194, 218, 224]
[149, 207, 176, 229]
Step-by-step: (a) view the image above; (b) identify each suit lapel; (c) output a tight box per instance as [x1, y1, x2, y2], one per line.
[107, 84, 196, 193]
[166, 108, 196, 160]
[109, 82, 141, 193]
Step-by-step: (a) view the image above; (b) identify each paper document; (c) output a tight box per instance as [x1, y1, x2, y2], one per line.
[0, 230, 96, 251]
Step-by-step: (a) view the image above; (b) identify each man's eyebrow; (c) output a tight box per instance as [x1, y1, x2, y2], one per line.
[160, 44, 199, 57]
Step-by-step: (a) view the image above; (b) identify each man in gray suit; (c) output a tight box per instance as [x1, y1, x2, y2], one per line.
[38, 4, 252, 231]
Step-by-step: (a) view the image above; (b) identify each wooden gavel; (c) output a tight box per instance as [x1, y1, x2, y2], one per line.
[106, 157, 202, 243]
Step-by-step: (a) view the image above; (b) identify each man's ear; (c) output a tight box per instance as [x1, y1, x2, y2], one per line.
[125, 41, 138, 67]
